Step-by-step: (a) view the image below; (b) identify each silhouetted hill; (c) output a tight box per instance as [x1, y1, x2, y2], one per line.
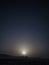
[0, 54, 13, 59]
[0, 54, 11, 57]
[0, 54, 49, 65]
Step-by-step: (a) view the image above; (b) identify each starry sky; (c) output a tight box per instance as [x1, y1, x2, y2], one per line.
[0, 1, 49, 57]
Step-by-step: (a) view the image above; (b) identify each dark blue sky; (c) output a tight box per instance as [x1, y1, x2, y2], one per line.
[0, 1, 49, 57]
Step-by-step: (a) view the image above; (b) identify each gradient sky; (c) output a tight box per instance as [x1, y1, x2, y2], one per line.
[0, 1, 49, 57]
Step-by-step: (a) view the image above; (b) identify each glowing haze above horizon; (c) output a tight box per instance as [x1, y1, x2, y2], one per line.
[0, 1, 49, 58]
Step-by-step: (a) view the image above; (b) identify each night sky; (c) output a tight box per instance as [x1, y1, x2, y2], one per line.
[0, 1, 49, 57]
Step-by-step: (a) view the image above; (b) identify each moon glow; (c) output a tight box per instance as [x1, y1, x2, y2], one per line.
[22, 51, 26, 55]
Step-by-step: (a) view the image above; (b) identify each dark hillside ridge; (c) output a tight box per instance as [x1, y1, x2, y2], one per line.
[0, 54, 49, 65]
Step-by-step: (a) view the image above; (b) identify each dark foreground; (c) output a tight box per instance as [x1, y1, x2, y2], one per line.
[0, 54, 49, 65]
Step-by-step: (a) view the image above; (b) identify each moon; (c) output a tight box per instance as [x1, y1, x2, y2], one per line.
[14, 42, 33, 56]
[22, 51, 26, 55]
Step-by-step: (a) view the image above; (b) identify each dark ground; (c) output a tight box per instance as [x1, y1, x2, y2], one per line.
[0, 54, 49, 65]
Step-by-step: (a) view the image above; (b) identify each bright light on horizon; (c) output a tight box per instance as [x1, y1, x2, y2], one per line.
[14, 42, 33, 56]
[22, 51, 26, 55]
